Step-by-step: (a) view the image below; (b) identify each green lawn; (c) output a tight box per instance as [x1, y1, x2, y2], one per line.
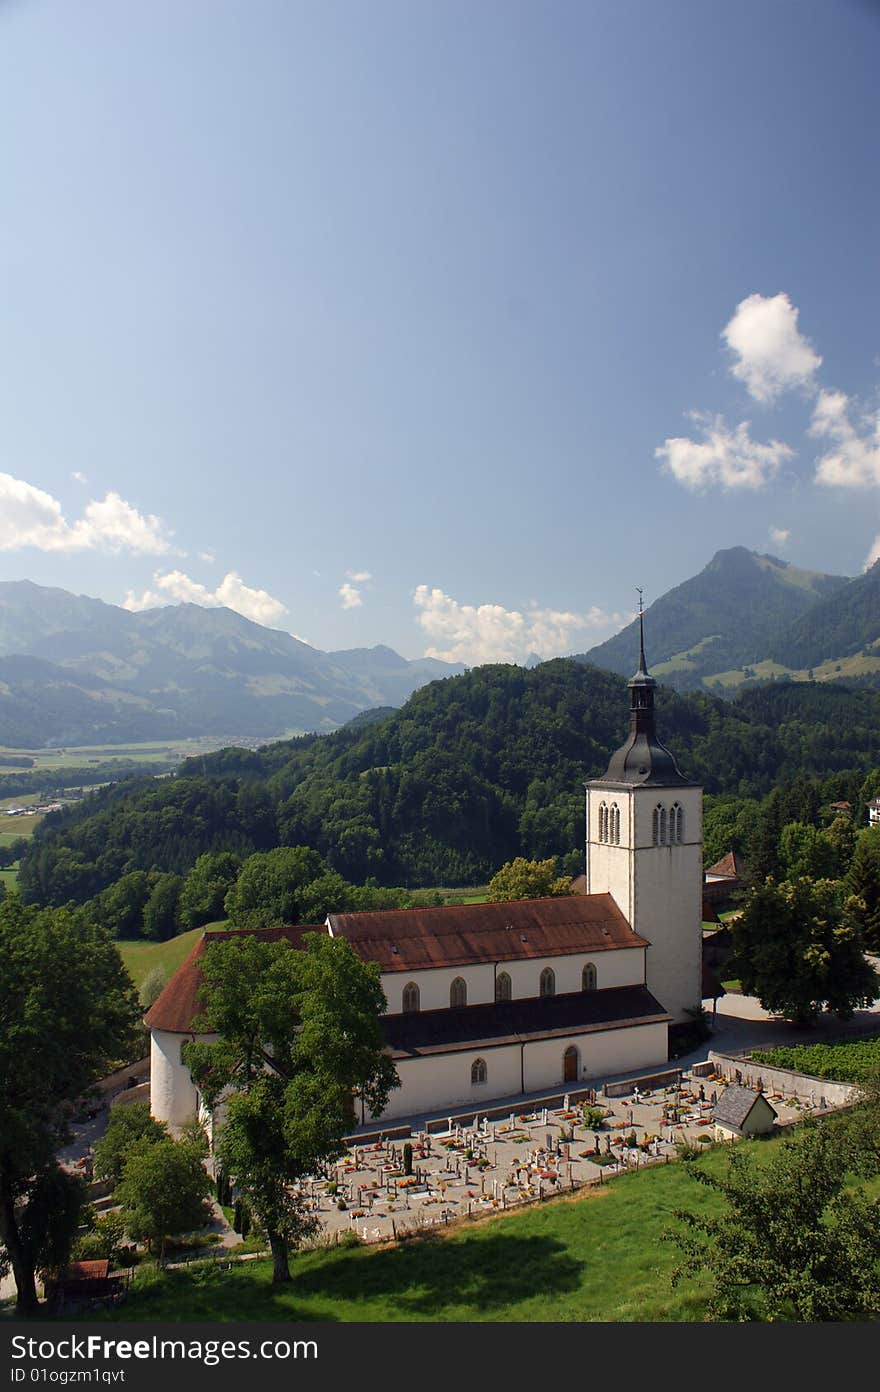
[100, 1140, 789, 1323]
[116, 926, 207, 990]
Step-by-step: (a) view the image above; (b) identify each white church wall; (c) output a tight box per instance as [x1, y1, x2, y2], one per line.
[522, 1021, 668, 1090]
[381, 947, 643, 1015]
[382, 1044, 523, 1121]
[150, 1029, 218, 1129]
[378, 1019, 669, 1121]
[632, 787, 703, 1023]
[381, 962, 496, 1013]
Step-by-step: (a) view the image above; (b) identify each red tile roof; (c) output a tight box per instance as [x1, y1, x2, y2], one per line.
[144, 925, 320, 1033]
[328, 894, 647, 972]
[704, 850, 744, 881]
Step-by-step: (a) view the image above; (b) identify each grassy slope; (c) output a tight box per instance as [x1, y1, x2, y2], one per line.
[105, 1140, 792, 1323]
[116, 926, 207, 990]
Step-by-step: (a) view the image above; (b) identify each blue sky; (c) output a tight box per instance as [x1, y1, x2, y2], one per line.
[1, 0, 878, 663]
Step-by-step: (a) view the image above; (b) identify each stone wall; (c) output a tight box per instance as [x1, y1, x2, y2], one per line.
[707, 1051, 859, 1108]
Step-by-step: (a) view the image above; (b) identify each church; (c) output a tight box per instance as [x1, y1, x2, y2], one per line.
[146, 618, 703, 1127]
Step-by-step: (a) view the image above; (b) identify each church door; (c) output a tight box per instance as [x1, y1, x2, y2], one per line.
[563, 1046, 578, 1082]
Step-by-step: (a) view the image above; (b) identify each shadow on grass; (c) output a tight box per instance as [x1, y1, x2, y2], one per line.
[291, 1229, 584, 1317]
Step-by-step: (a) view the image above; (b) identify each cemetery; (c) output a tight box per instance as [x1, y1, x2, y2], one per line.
[285, 1067, 810, 1246]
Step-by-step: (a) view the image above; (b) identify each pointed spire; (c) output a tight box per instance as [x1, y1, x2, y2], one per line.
[636, 588, 648, 676]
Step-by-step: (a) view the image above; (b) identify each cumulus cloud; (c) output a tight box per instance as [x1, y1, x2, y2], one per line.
[123, 569, 288, 626]
[722, 292, 821, 403]
[197, 549, 215, 564]
[655, 413, 793, 490]
[0, 473, 171, 554]
[769, 526, 791, 547]
[810, 389, 880, 488]
[413, 585, 624, 665]
[71, 471, 87, 484]
[338, 582, 363, 610]
[347, 570, 372, 584]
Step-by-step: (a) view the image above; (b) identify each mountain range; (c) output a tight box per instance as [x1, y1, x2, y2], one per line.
[0, 581, 461, 746]
[2, 545, 880, 747]
[579, 547, 880, 694]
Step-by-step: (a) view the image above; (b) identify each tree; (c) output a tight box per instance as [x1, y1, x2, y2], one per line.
[847, 826, 880, 952]
[92, 1103, 168, 1186]
[668, 1121, 880, 1321]
[115, 1135, 212, 1264]
[138, 965, 169, 1011]
[732, 877, 879, 1023]
[0, 899, 139, 1311]
[142, 872, 183, 941]
[178, 851, 242, 930]
[487, 856, 573, 902]
[223, 846, 327, 929]
[778, 822, 835, 881]
[184, 931, 397, 1282]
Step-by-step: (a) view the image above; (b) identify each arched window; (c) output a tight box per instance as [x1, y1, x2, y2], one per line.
[495, 971, 512, 1002]
[671, 802, 684, 843]
[598, 801, 608, 843]
[582, 963, 597, 991]
[652, 804, 661, 845]
[471, 1057, 487, 1086]
[539, 967, 555, 998]
[402, 982, 420, 1014]
[610, 804, 620, 845]
[450, 977, 467, 1009]
[653, 804, 668, 844]
[563, 1045, 579, 1082]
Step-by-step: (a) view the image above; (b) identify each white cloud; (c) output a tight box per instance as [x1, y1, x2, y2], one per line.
[656, 413, 793, 490]
[769, 526, 790, 547]
[71, 470, 87, 484]
[123, 569, 288, 626]
[810, 389, 880, 488]
[722, 292, 821, 403]
[346, 570, 372, 584]
[413, 585, 624, 665]
[338, 582, 363, 610]
[0, 473, 171, 554]
[197, 550, 215, 564]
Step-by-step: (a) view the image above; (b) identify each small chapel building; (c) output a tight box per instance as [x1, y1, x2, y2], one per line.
[146, 618, 704, 1127]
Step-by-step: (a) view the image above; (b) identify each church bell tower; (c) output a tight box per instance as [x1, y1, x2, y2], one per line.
[584, 598, 703, 1023]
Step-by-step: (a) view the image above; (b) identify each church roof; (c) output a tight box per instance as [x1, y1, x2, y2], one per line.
[143, 924, 321, 1033]
[383, 985, 670, 1058]
[327, 894, 647, 972]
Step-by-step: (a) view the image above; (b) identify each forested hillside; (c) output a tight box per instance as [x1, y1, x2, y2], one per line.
[767, 560, 880, 670]
[18, 661, 880, 906]
[579, 547, 848, 687]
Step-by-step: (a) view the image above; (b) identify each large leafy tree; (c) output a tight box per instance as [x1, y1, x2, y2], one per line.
[668, 1121, 880, 1321]
[92, 1103, 168, 1186]
[487, 856, 573, 902]
[115, 1134, 212, 1264]
[0, 899, 140, 1312]
[223, 846, 327, 929]
[732, 877, 878, 1023]
[184, 932, 397, 1282]
[847, 826, 880, 952]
